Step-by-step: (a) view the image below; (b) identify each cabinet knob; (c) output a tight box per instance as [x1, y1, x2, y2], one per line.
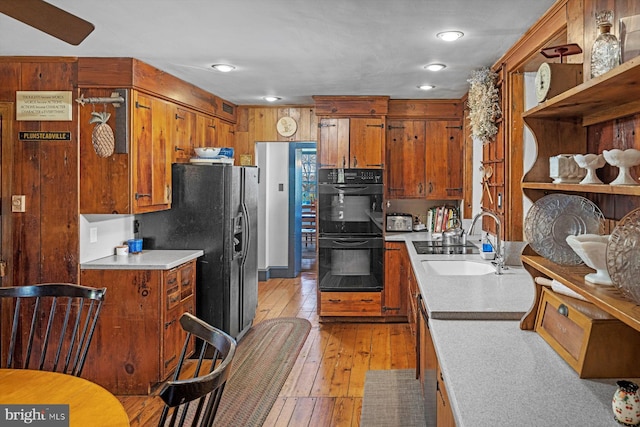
[558, 304, 569, 317]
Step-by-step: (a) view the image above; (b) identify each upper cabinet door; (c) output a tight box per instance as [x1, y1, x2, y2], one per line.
[425, 120, 463, 200]
[318, 118, 349, 168]
[349, 118, 384, 169]
[132, 92, 171, 213]
[171, 105, 196, 162]
[216, 120, 235, 148]
[195, 114, 218, 149]
[386, 120, 426, 198]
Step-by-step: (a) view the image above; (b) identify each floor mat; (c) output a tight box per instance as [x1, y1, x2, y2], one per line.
[213, 317, 311, 427]
[360, 369, 429, 427]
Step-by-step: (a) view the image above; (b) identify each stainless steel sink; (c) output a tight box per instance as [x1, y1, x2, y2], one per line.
[412, 240, 480, 255]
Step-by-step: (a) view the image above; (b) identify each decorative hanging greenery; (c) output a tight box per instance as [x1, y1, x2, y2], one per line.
[467, 67, 502, 144]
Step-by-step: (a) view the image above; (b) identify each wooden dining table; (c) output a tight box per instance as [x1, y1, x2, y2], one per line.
[0, 369, 130, 426]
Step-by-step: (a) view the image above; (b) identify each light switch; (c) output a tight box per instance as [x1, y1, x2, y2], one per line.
[11, 195, 25, 212]
[90, 227, 98, 243]
[278, 183, 284, 191]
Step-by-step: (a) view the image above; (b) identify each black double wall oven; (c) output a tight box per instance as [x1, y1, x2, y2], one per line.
[317, 169, 384, 292]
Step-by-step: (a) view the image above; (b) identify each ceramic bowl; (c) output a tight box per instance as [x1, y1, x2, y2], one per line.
[573, 153, 605, 184]
[565, 234, 612, 285]
[603, 148, 640, 185]
[194, 147, 223, 158]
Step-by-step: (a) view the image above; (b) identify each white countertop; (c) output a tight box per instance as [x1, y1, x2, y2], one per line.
[386, 231, 631, 426]
[430, 319, 633, 427]
[80, 250, 204, 270]
[386, 232, 535, 320]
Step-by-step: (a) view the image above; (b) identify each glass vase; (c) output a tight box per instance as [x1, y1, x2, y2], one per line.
[590, 10, 621, 78]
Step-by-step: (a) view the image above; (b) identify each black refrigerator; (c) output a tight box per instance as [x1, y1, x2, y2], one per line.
[138, 163, 258, 339]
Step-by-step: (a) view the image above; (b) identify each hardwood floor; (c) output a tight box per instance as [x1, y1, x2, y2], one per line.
[118, 245, 416, 426]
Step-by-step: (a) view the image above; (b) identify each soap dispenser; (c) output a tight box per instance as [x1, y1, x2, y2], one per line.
[481, 233, 495, 260]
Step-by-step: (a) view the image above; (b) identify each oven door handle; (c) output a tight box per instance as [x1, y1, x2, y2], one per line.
[330, 239, 372, 247]
[318, 184, 382, 195]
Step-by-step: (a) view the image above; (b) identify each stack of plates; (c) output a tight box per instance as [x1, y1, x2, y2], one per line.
[524, 194, 604, 265]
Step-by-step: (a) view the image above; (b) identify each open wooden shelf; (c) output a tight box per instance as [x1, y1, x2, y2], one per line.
[522, 254, 640, 333]
[520, 51, 640, 335]
[523, 55, 640, 126]
[521, 182, 640, 196]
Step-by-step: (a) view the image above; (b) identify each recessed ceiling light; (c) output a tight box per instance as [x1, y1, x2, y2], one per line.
[418, 85, 435, 91]
[263, 96, 281, 102]
[436, 31, 464, 42]
[211, 64, 236, 72]
[425, 63, 446, 72]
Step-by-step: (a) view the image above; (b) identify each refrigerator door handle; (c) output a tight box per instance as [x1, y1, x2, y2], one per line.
[240, 201, 250, 268]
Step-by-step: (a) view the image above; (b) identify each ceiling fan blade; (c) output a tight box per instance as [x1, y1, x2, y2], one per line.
[0, 0, 94, 45]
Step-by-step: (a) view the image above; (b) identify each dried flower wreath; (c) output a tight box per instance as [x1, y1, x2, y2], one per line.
[467, 67, 502, 144]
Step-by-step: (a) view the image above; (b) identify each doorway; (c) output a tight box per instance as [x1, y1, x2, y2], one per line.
[255, 141, 316, 280]
[288, 142, 316, 277]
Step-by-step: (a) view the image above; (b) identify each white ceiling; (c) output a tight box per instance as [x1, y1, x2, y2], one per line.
[0, 0, 557, 106]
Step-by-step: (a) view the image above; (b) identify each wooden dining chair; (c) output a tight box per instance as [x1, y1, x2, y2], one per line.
[301, 202, 316, 247]
[157, 312, 236, 427]
[0, 283, 106, 377]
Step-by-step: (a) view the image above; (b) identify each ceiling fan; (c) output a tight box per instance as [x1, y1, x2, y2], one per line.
[0, 0, 94, 46]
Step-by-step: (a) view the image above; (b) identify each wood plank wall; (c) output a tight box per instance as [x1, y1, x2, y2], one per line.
[234, 106, 318, 163]
[0, 58, 79, 286]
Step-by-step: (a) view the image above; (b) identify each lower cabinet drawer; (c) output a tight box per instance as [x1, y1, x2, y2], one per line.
[535, 287, 640, 378]
[320, 291, 382, 316]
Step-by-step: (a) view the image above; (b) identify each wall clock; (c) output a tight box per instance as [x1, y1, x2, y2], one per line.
[534, 62, 583, 103]
[276, 116, 297, 137]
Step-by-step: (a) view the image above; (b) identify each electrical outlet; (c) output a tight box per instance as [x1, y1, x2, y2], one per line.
[11, 195, 25, 212]
[90, 227, 98, 243]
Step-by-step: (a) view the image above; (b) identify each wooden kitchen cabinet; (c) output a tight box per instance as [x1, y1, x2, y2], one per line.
[195, 113, 218, 147]
[407, 260, 418, 341]
[318, 117, 384, 169]
[385, 118, 463, 200]
[80, 260, 196, 394]
[131, 91, 172, 213]
[425, 120, 463, 200]
[519, 56, 640, 337]
[383, 241, 408, 318]
[78, 58, 238, 215]
[216, 119, 236, 147]
[415, 277, 449, 426]
[436, 363, 456, 427]
[171, 105, 196, 162]
[194, 115, 235, 149]
[319, 291, 382, 316]
[386, 120, 427, 198]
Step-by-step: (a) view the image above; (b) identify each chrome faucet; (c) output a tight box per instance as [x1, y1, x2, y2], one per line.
[468, 211, 504, 275]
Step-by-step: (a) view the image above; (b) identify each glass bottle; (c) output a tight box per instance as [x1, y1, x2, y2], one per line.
[590, 10, 621, 78]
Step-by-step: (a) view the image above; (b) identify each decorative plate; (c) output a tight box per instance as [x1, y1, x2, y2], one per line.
[606, 208, 640, 304]
[276, 116, 297, 137]
[524, 194, 604, 265]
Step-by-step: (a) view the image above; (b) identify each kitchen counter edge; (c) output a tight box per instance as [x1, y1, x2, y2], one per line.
[80, 250, 204, 270]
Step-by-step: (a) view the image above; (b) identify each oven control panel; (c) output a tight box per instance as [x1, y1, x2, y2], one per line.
[318, 168, 383, 184]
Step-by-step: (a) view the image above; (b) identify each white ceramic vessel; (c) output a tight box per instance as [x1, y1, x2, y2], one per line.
[603, 148, 640, 185]
[612, 380, 640, 426]
[549, 154, 586, 184]
[565, 234, 612, 285]
[573, 153, 606, 184]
